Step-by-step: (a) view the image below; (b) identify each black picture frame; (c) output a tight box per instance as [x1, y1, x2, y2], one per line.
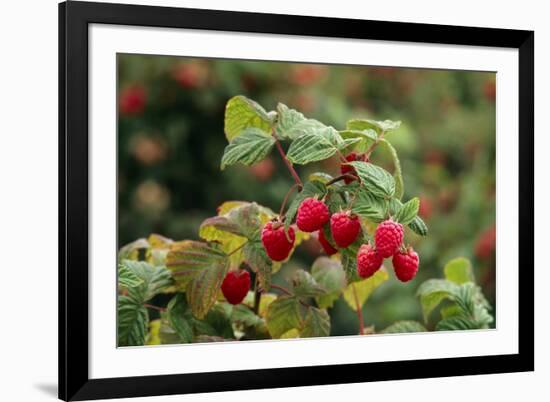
[59, 1, 534, 400]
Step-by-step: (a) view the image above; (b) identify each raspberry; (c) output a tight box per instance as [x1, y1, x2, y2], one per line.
[261, 221, 295, 261]
[340, 152, 367, 184]
[318, 229, 337, 256]
[296, 197, 330, 232]
[392, 247, 419, 282]
[119, 85, 146, 115]
[330, 211, 361, 248]
[221, 270, 251, 305]
[375, 219, 404, 258]
[357, 244, 383, 279]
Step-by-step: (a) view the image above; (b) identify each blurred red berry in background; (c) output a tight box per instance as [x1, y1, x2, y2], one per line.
[483, 79, 496, 102]
[173, 62, 207, 89]
[290, 64, 327, 86]
[249, 158, 275, 182]
[418, 195, 434, 220]
[475, 224, 496, 260]
[119, 85, 146, 115]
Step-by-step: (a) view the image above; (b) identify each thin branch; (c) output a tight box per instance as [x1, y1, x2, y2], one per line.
[365, 130, 386, 159]
[144, 303, 166, 313]
[279, 183, 301, 218]
[351, 282, 365, 335]
[273, 136, 303, 188]
[253, 276, 261, 315]
[326, 173, 358, 186]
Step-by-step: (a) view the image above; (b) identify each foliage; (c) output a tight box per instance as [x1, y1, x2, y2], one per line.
[117, 92, 494, 346]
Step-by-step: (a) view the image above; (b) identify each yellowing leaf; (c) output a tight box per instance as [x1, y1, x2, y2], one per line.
[343, 267, 389, 311]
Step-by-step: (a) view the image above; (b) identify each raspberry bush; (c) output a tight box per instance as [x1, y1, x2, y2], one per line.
[117, 95, 493, 346]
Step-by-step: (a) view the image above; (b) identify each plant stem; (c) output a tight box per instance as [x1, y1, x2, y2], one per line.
[279, 183, 301, 218]
[351, 282, 365, 335]
[326, 173, 358, 186]
[253, 276, 261, 315]
[365, 131, 386, 159]
[273, 136, 303, 188]
[144, 303, 166, 313]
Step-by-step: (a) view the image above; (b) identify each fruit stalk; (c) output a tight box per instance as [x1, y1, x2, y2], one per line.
[273, 136, 303, 188]
[351, 282, 365, 335]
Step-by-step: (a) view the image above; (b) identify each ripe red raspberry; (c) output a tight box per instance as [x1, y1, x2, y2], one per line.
[330, 211, 361, 248]
[375, 219, 404, 258]
[119, 85, 146, 115]
[221, 270, 251, 305]
[392, 247, 419, 282]
[296, 198, 330, 232]
[261, 221, 295, 261]
[318, 230, 337, 256]
[340, 152, 367, 184]
[357, 244, 383, 279]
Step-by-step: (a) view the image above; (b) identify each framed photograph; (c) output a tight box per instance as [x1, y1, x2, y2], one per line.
[59, 1, 534, 400]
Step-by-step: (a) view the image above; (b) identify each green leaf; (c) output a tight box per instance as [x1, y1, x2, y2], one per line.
[308, 172, 334, 184]
[340, 243, 361, 283]
[166, 241, 229, 318]
[224, 95, 273, 141]
[339, 129, 377, 153]
[381, 321, 427, 334]
[416, 279, 459, 322]
[394, 197, 419, 225]
[119, 259, 173, 303]
[286, 126, 344, 165]
[284, 180, 327, 233]
[347, 161, 395, 198]
[292, 269, 326, 298]
[118, 296, 148, 346]
[118, 263, 144, 289]
[186, 256, 230, 320]
[231, 304, 264, 328]
[220, 128, 276, 170]
[379, 139, 404, 199]
[409, 215, 428, 236]
[275, 103, 326, 140]
[301, 307, 330, 338]
[244, 241, 273, 291]
[311, 257, 347, 308]
[197, 304, 235, 339]
[444, 257, 474, 285]
[436, 316, 479, 331]
[352, 188, 388, 222]
[343, 268, 389, 311]
[265, 296, 303, 338]
[166, 294, 194, 343]
[452, 282, 493, 328]
[347, 118, 401, 134]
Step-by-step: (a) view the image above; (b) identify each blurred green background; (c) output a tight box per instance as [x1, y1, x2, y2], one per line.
[117, 54, 496, 334]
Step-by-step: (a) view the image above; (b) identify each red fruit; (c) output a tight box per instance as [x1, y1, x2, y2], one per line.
[475, 224, 496, 260]
[340, 153, 367, 184]
[375, 219, 404, 258]
[261, 221, 295, 261]
[249, 158, 275, 182]
[330, 211, 361, 248]
[172, 62, 206, 89]
[221, 270, 251, 305]
[296, 198, 330, 232]
[357, 244, 383, 279]
[392, 247, 419, 282]
[318, 230, 337, 256]
[119, 85, 146, 115]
